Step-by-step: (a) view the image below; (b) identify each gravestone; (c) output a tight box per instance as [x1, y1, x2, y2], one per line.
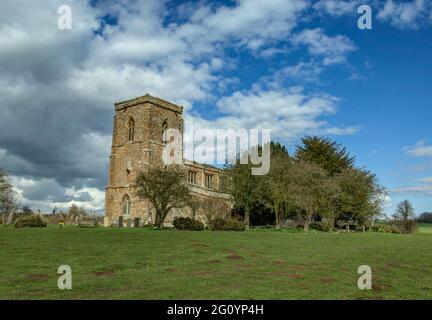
[134, 218, 140, 228]
[119, 216, 123, 227]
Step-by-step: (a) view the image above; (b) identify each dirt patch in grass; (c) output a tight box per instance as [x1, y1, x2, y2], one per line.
[373, 283, 391, 291]
[319, 277, 335, 284]
[386, 261, 401, 268]
[272, 259, 287, 265]
[208, 259, 221, 264]
[223, 248, 236, 253]
[265, 271, 284, 276]
[288, 274, 304, 279]
[297, 283, 311, 290]
[94, 270, 115, 276]
[165, 267, 179, 273]
[105, 263, 126, 272]
[226, 254, 244, 260]
[370, 275, 390, 291]
[190, 241, 209, 248]
[249, 253, 259, 257]
[264, 271, 304, 279]
[25, 273, 50, 281]
[25, 289, 49, 296]
[191, 271, 217, 277]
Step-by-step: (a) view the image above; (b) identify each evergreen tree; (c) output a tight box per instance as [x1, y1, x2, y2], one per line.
[294, 136, 355, 175]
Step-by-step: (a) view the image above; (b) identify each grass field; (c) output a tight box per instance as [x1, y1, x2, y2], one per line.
[1, 225, 432, 299]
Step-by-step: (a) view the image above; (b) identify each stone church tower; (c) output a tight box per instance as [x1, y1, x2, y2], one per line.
[104, 94, 230, 227]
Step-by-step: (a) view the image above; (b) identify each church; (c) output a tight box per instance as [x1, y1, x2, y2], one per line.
[104, 94, 231, 227]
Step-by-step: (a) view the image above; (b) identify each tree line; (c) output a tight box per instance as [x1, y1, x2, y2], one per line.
[228, 136, 386, 231]
[0, 170, 101, 226]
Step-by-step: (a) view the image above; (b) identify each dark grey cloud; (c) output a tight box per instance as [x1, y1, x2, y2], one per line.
[0, 1, 116, 213]
[0, 83, 112, 189]
[18, 178, 93, 203]
[0, 1, 111, 192]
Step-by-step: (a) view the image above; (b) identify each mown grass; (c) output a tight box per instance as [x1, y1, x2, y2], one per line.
[418, 223, 432, 234]
[1, 225, 432, 299]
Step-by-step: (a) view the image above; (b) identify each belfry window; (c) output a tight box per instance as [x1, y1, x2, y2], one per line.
[122, 195, 131, 216]
[127, 118, 135, 142]
[162, 120, 168, 144]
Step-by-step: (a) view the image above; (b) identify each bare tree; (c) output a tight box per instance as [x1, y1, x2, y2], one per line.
[200, 197, 231, 223]
[0, 169, 15, 226]
[391, 200, 417, 233]
[334, 168, 385, 231]
[136, 165, 194, 227]
[66, 205, 88, 225]
[285, 161, 338, 231]
[394, 200, 415, 222]
[227, 161, 269, 229]
[67, 204, 80, 224]
[264, 147, 291, 228]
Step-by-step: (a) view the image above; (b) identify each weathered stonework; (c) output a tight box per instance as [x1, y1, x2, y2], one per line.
[104, 94, 231, 227]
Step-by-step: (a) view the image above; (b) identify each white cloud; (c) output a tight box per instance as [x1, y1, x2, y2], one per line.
[405, 140, 432, 157]
[315, 0, 432, 29]
[196, 0, 309, 50]
[88, 0, 309, 65]
[390, 174, 432, 198]
[12, 176, 105, 213]
[291, 28, 356, 65]
[391, 185, 432, 196]
[408, 162, 432, 172]
[278, 61, 324, 83]
[378, 0, 427, 29]
[313, 0, 362, 17]
[211, 88, 358, 140]
[68, 63, 215, 109]
[323, 126, 361, 135]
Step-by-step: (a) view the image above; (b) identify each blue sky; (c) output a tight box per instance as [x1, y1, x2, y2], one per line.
[0, 0, 431, 215]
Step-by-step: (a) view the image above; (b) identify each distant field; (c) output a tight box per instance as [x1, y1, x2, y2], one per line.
[1, 225, 432, 299]
[418, 223, 432, 233]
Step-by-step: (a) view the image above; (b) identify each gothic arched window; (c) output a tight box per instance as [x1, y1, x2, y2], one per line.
[127, 117, 135, 142]
[162, 120, 168, 144]
[122, 194, 131, 216]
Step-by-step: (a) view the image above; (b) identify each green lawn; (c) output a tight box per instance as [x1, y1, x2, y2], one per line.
[1, 225, 432, 299]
